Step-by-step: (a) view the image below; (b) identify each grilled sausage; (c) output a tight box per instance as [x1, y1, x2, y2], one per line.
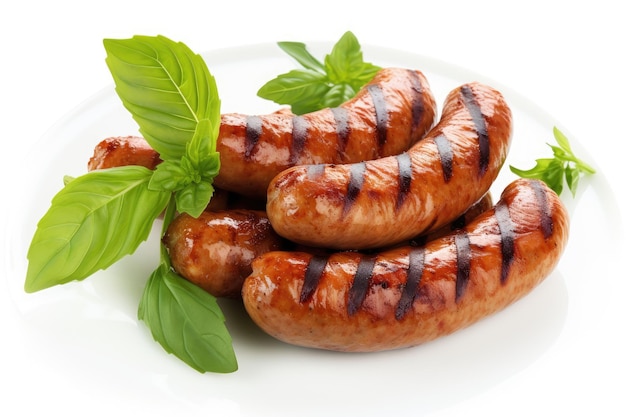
[266, 81, 513, 250]
[163, 209, 284, 298]
[87, 135, 162, 171]
[87, 68, 437, 198]
[242, 178, 569, 352]
[215, 67, 437, 197]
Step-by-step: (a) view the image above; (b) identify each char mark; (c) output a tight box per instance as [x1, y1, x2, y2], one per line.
[347, 256, 377, 316]
[455, 232, 471, 302]
[330, 107, 350, 157]
[343, 162, 366, 217]
[460, 85, 490, 176]
[530, 179, 554, 238]
[289, 116, 308, 165]
[300, 255, 329, 303]
[494, 202, 516, 284]
[434, 135, 454, 182]
[367, 84, 388, 152]
[396, 152, 412, 210]
[395, 247, 426, 320]
[306, 164, 326, 180]
[407, 70, 426, 137]
[244, 116, 263, 160]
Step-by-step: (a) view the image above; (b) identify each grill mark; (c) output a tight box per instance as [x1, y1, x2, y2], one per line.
[396, 152, 412, 210]
[244, 116, 262, 160]
[460, 85, 490, 176]
[455, 232, 471, 302]
[530, 180, 554, 238]
[407, 70, 426, 137]
[343, 162, 366, 217]
[494, 202, 515, 284]
[367, 84, 388, 152]
[395, 246, 426, 320]
[300, 255, 328, 303]
[347, 256, 376, 316]
[289, 116, 308, 165]
[306, 164, 326, 180]
[434, 135, 454, 182]
[330, 107, 350, 156]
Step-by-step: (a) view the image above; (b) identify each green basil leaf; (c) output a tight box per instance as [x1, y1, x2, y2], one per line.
[25, 166, 170, 293]
[103, 35, 219, 161]
[257, 69, 329, 107]
[175, 181, 216, 218]
[323, 83, 357, 109]
[149, 159, 189, 192]
[185, 118, 220, 167]
[565, 164, 580, 197]
[138, 263, 238, 373]
[325, 31, 370, 84]
[277, 41, 325, 73]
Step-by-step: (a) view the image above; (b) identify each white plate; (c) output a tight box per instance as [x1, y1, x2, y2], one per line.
[4, 43, 623, 416]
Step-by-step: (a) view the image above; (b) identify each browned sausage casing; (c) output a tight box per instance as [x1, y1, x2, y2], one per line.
[163, 210, 284, 298]
[87, 135, 162, 171]
[242, 178, 569, 352]
[216, 67, 437, 197]
[266, 81, 513, 250]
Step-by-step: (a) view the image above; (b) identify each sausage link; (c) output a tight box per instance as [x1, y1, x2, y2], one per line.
[88, 68, 437, 198]
[87, 135, 162, 171]
[242, 178, 569, 352]
[163, 209, 285, 298]
[215, 67, 437, 197]
[266, 82, 513, 249]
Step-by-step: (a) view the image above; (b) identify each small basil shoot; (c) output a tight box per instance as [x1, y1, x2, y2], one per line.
[510, 126, 595, 196]
[257, 31, 381, 114]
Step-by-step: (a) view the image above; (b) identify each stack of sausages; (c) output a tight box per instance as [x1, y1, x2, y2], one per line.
[88, 67, 569, 352]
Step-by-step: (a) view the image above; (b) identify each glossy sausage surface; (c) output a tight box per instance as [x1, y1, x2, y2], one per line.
[266, 82, 513, 249]
[216, 67, 437, 197]
[164, 209, 284, 298]
[242, 178, 569, 352]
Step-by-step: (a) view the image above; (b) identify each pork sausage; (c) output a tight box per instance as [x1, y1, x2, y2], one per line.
[266, 81, 513, 249]
[242, 178, 569, 352]
[215, 67, 437, 197]
[164, 209, 284, 298]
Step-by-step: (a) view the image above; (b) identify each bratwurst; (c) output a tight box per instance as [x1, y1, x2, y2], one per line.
[216, 67, 436, 197]
[242, 178, 569, 352]
[266, 81, 513, 249]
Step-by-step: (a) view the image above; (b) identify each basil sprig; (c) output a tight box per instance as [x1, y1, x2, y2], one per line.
[510, 126, 595, 196]
[25, 35, 237, 373]
[257, 31, 381, 115]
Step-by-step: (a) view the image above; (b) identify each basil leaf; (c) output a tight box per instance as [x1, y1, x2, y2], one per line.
[257, 69, 329, 108]
[324, 83, 357, 109]
[277, 41, 325, 73]
[325, 31, 373, 85]
[175, 180, 216, 218]
[103, 35, 219, 161]
[138, 263, 238, 373]
[25, 166, 170, 293]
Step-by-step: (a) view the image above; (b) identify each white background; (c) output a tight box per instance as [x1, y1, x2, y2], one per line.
[1, 1, 624, 416]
